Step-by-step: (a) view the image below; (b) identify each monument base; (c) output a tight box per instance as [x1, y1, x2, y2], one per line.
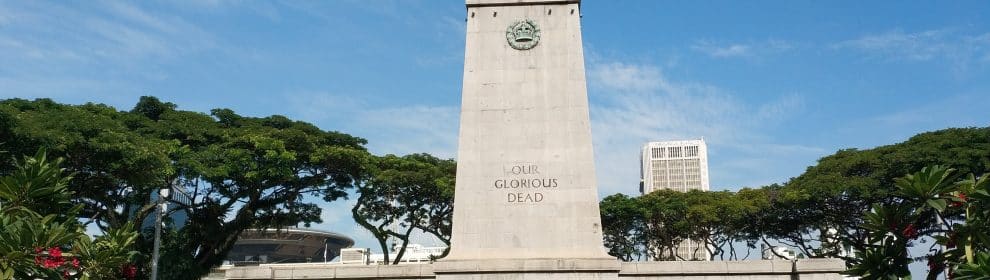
[223, 259, 845, 279]
[434, 258, 621, 280]
[438, 271, 616, 280]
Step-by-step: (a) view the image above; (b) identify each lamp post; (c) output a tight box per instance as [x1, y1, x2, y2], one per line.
[151, 188, 169, 280]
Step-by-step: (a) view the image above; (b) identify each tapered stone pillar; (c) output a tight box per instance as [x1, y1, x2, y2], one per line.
[437, 0, 619, 278]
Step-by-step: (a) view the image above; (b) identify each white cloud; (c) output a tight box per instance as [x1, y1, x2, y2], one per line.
[754, 93, 804, 125]
[104, 1, 175, 34]
[589, 62, 665, 92]
[691, 39, 793, 58]
[708, 44, 751, 57]
[0, 1, 223, 104]
[358, 105, 459, 158]
[872, 91, 987, 129]
[0, 75, 137, 107]
[285, 91, 368, 122]
[284, 92, 460, 159]
[0, 2, 216, 65]
[833, 28, 990, 65]
[587, 61, 816, 195]
[833, 29, 950, 60]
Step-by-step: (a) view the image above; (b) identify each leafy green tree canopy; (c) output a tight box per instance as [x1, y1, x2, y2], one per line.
[0, 97, 372, 278]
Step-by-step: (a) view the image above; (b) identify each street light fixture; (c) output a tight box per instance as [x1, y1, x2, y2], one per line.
[151, 187, 170, 280]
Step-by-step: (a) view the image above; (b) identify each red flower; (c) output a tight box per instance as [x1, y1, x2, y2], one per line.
[48, 246, 62, 258]
[901, 223, 918, 239]
[72, 257, 80, 268]
[33, 247, 45, 266]
[122, 264, 137, 279]
[952, 193, 968, 208]
[44, 258, 60, 268]
[34, 246, 66, 269]
[48, 247, 64, 268]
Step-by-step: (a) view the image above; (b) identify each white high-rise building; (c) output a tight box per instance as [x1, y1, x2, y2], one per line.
[640, 139, 710, 194]
[640, 139, 710, 260]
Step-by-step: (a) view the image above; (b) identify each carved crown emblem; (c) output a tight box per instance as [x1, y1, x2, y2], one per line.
[506, 20, 540, 50]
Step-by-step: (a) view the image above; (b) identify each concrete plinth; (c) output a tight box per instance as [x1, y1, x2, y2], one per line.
[222, 259, 846, 279]
[434, 258, 620, 279]
[618, 259, 845, 280]
[224, 263, 435, 280]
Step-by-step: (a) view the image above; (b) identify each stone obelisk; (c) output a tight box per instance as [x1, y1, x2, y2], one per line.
[438, 0, 618, 277]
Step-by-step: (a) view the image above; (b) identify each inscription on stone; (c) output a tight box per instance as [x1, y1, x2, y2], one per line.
[493, 164, 558, 203]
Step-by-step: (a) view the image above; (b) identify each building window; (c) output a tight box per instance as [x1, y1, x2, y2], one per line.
[652, 147, 665, 158]
[685, 146, 698, 157]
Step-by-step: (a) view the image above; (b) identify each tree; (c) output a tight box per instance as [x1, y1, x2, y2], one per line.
[0, 97, 371, 278]
[638, 189, 691, 260]
[599, 193, 642, 261]
[730, 187, 771, 260]
[0, 150, 139, 279]
[351, 153, 455, 264]
[845, 165, 990, 279]
[683, 190, 761, 260]
[756, 127, 990, 259]
[600, 189, 767, 261]
[411, 155, 456, 259]
[952, 172, 990, 279]
[0, 98, 175, 232]
[130, 96, 176, 121]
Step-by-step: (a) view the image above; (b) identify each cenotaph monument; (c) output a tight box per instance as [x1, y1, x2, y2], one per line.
[223, 0, 849, 278]
[434, 0, 620, 278]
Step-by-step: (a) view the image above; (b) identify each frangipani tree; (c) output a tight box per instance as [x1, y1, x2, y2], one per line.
[0, 151, 140, 279]
[845, 165, 990, 279]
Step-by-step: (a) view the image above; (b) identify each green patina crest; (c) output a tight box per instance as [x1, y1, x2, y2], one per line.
[506, 19, 540, 50]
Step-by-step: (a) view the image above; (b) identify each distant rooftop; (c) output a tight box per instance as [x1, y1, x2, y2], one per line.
[226, 227, 354, 264]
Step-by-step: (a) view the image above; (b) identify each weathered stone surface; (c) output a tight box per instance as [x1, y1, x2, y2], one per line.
[446, 0, 610, 263]
[223, 260, 846, 279]
[466, 0, 580, 8]
[224, 264, 435, 280]
[435, 258, 621, 273]
[436, 272, 618, 280]
[793, 258, 846, 273]
[615, 259, 845, 280]
[225, 267, 273, 279]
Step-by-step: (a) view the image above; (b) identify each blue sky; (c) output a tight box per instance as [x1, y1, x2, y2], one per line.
[2, 0, 989, 266]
